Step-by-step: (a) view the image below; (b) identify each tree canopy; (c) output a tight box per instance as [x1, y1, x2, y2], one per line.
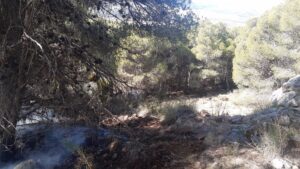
[0, 0, 196, 155]
[189, 20, 236, 91]
[233, 0, 300, 89]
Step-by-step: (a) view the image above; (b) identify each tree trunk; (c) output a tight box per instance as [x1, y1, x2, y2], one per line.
[0, 77, 21, 159]
[0, 0, 23, 161]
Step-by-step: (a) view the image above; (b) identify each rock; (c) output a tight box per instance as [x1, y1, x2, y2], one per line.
[271, 75, 300, 109]
[136, 106, 149, 117]
[118, 115, 129, 121]
[271, 158, 292, 169]
[275, 91, 297, 107]
[271, 88, 284, 104]
[283, 75, 300, 92]
[83, 82, 98, 96]
[267, 75, 300, 128]
[109, 139, 120, 152]
[198, 109, 210, 117]
[14, 160, 43, 169]
[294, 96, 300, 106]
[289, 98, 299, 107]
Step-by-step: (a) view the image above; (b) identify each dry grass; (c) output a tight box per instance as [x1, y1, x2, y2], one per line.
[254, 124, 287, 159]
[75, 149, 95, 169]
[140, 89, 273, 119]
[60, 138, 95, 169]
[158, 104, 196, 125]
[209, 101, 228, 116]
[250, 122, 298, 161]
[229, 89, 271, 108]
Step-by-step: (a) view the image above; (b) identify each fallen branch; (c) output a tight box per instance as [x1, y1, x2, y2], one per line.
[23, 31, 44, 52]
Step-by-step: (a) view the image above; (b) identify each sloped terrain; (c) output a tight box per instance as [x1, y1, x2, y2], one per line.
[3, 76, 300, 169]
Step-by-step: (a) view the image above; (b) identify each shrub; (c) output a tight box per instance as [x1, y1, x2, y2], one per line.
[251, 123, 298, 161]
[233, 0, 300, 89]
[116, 31, 198, 93]
[190, 20, 236, 91]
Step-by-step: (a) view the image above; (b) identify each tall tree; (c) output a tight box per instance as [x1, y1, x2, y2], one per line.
[189, 20, 235, 91]
[0, 0, 24, 157]
[0, 0, 195, 158]
[116, 32, 197, 94]
[233, 0, 300, 89]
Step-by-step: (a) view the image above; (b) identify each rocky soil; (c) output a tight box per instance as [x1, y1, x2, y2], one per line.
[3, 75, 300, 169]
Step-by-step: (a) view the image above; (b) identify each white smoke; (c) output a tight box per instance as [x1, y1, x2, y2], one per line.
[0, 124, 110, 169]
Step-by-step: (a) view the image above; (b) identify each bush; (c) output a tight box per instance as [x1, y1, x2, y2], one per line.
[116, 31, 198, 93]
[252, 123, 298, 161]
[190, 20, 236, 91]
[233, 0, 300, 89]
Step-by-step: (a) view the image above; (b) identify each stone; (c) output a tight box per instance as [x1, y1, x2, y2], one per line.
[109, 139, 120, 152]
[83, 82, 98, 96]
[276, 91, 297, 107]
[294, 96, 300, 106]
[271, 88, 284, 104]
[118, 115, 129, 121]
[136, 106, 149, 117]
[289, 98, 299, 107]
[283, 75, 300, 92]
[14, 160, 43, 169]
[198, 109, 210, 117]
[271, 158, 292, 169]
[271, 75, 300, 109]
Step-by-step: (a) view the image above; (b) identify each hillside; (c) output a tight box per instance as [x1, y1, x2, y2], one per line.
[0, 0, 300, 169]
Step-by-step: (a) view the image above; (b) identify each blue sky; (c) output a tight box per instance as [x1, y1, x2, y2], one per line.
[191, 0, 284, 27]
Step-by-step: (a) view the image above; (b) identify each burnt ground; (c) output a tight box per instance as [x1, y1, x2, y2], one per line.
[58, 116, 207, 169]
[56, 111, 269, 169]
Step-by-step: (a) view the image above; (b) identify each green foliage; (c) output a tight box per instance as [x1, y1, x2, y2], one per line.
[233, 0, 300, 89]
[191, 20, 235, 60]
[0, 0, 197, 153]
[116, 31, 198, 93]
[117, 20, 237, 94]
[190, 20, 236, 90]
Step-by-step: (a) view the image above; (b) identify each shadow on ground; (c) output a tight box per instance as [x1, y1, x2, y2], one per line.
[2, 97, 300, 169]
